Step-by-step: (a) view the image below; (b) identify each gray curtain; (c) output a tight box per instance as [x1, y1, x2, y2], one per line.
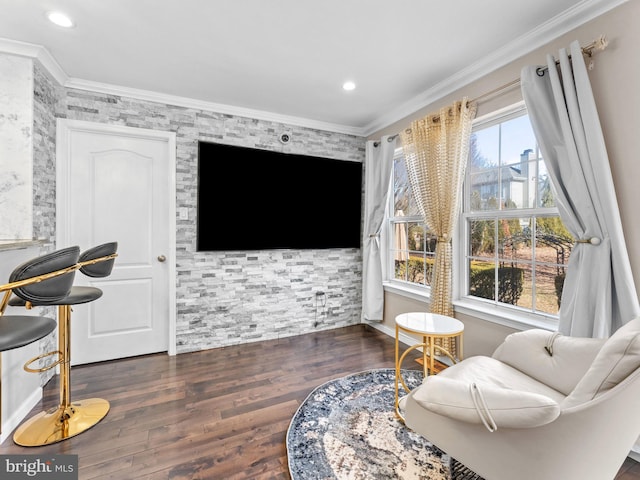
[521, 40, 639, 337]
[362, 135, 396, 321]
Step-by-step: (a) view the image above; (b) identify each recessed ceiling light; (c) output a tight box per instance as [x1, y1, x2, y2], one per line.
[342, 81, 356, 91]
[47, 11, 74, 28]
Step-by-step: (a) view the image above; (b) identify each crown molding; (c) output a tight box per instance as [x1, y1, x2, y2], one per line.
[65, 78, 364, 136]
[0, 0, 628, 139]
[0, 37, 362, 136]
[0, 37, 68, 85]
[362, 0, 629, 136]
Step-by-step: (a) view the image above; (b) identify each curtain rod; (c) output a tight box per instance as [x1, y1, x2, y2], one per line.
[473, 34, 608, 103]
[375, 34, 608, 146]
[536, 34, 608, 75]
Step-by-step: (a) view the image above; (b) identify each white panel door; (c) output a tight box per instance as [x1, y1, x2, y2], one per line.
[57, 120, 176, 365]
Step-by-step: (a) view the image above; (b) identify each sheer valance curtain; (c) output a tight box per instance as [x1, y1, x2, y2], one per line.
[362, 135, 397, 321]
[521, 40, 639, 337]
[400, 99, 477, 318]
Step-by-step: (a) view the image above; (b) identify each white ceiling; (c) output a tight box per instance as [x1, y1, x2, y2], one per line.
[0, 0, 626, 136]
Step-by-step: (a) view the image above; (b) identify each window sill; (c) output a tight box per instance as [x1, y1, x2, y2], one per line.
[383, 281, 431, 304]
[383, 281, 558, 333]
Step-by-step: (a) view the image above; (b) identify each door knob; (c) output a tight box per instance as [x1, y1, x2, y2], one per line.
[157, 255, 166, 262]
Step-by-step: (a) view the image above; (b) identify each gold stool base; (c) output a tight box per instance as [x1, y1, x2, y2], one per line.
[13, 398, 110, 446]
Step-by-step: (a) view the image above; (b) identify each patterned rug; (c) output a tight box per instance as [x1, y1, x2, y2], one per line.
[286, 368, 484, 480]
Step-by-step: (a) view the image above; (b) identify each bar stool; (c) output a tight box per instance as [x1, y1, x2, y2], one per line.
[0, 246, 80, 437]
[11, 242, 117, 446]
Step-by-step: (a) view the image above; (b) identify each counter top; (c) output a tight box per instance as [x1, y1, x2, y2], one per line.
[0, 239, 47, 252]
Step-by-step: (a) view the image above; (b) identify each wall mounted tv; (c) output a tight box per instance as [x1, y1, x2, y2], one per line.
[196, 141, 363, 251]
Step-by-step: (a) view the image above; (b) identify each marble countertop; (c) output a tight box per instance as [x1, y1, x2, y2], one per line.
[0, 239, 47, 251]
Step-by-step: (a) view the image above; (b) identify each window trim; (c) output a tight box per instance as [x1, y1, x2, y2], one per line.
[384, 101, 562, 331]
[385, 147, 434, 290]
[382, 282, 557, 332]
[459, 103, 565, 323]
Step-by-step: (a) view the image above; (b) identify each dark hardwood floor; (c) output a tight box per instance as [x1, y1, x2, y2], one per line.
[0, 324, 638, 479]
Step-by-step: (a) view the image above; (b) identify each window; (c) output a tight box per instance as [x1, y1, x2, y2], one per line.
[388, 149, 435, 288]
[386, 102, 572, 323]
[462, 105, 572, 317]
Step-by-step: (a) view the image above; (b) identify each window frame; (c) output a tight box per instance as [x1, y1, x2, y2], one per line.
[384, 147, 434, 292]
[383, 101, 565, 332]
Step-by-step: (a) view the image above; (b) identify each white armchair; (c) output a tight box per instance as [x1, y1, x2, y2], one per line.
[403, 318, 640, 480]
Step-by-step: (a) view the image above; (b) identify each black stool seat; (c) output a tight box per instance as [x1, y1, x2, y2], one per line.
[58, 287, 103, 305]
[9, 286, 103, 308]
[0, 316, 56, 352]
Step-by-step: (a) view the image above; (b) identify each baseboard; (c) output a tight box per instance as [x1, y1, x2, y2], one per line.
[365, 319, 416, 350]
[630, 444, 640, 463]
[0, 387, 42, 445]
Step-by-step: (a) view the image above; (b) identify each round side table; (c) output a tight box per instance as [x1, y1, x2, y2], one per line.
[394, 312, 464, 422]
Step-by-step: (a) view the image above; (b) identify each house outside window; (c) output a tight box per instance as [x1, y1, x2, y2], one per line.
[462, 105, 572, 317]
[386, 102, 572, 323]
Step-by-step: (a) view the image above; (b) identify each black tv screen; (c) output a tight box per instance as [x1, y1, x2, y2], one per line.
[197, 141, 363, 251]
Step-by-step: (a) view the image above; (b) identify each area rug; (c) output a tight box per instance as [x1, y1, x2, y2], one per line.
[286, 368, 484, 480]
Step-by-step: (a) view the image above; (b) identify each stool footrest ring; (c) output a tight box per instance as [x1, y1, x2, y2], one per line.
[23, 350, 63, 373]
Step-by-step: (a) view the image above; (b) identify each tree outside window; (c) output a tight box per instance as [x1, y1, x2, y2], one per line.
[390, 151, 435, 287]
[387, 106, 572, 320]
[464, 111, 572, 315]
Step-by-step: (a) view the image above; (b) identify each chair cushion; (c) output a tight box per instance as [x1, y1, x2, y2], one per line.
[0, 315, 56, 352]
[411, 374, 561, 429]
[9, 286, 102, 307]
[79, 242, 117, 278]
[9, 246, 80, 304]
[563, 318, 640, 408]
[437, 356, 567, 403]
[492, 329, 605, 395]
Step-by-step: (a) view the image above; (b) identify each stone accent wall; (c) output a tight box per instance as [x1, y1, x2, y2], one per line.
[39, 85, 366, 353]
[31, 62, 63, 384]
[33, 61, 59, 245]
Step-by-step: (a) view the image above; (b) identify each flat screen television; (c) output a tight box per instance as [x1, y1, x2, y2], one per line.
[197, 141, 363, 251]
